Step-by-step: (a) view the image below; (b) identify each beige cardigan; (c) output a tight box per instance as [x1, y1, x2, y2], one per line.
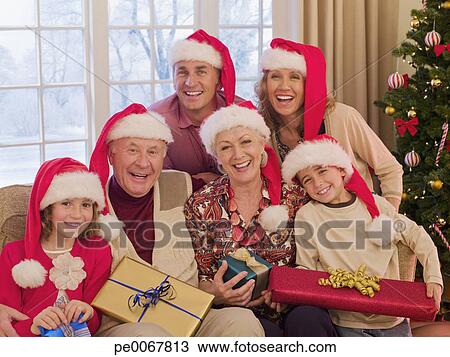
[271, 102, 403, 201]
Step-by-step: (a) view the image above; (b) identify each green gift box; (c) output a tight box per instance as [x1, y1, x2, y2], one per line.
[220, 248, 272, 299]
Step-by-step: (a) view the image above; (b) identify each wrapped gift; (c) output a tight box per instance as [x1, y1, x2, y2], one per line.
[220, 248, 272, 299]
[92, 257, 214, 336]
[269, 266, 437, 321]
[39, 320, 91, 337]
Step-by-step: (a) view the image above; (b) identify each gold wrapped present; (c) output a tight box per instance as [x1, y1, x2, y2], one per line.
[92, 257, 214, 336]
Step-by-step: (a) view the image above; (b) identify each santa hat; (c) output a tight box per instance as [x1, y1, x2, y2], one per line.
[89, 103, 173, 214]
[168, 29, 236, 105]
[12, 158, 106, 289]
[200, 101, 271, 156]
[199, 101, 288, 231]
[260, 38, 328, 140]
[282, 135, 382, 222]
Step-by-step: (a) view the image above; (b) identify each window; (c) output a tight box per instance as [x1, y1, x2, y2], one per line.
[0, 0, 90, 186]
[0, 0, 275, 187]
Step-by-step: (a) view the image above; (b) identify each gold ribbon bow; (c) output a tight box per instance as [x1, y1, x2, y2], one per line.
[231, 248, 265, 268]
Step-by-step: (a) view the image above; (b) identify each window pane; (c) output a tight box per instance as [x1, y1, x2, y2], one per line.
[155, 83, 173, 101]
[110, 84, 152, 115]
[0, 0, 36, 27]
[0, 146, 40, 187]
[155, 0, 194, 25]
[109, 29, 152, 81]
[263, 27, 272, 50]
[236, 81, 257, 102]
[43, 86, 86, 141]
[0, 31, 37, 85]
[109, 0, 150, 26]
[154, 28, 193, 80]
[263, 0, 272, 25]
[220, 28, 258, 77]
[40, 0, 83, 26]
[220, 0, 259, 25]
[42, 30, 84, 84]
[0, 89, 40, 145]
[45, 141, 86, 163]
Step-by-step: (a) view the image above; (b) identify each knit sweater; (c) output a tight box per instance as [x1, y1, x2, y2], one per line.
[295, 194, 442, 329]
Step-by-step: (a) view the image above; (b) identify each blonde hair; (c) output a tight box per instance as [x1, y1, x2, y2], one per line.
[255, 71, 335, 135]
[40, 202, 100, 241]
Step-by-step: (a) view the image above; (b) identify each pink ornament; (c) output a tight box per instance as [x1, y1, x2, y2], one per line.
[387, 72, 404, 89]
[425, 30, 441, 47]
[404, 150, 420, 168]
[435, 122, 449, 166]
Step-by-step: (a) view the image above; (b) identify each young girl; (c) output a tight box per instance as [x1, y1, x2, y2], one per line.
[0, 158, 112, 336]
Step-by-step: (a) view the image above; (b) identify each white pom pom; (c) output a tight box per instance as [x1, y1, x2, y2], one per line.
[12, 259, 47, 288]
[259, 205, 289, 232]
[98, 213, 123, 241]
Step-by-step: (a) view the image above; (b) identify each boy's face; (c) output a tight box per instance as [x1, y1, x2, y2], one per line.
[296, 165, 349, 204]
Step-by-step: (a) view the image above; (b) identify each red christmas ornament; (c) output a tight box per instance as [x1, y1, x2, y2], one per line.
[387, 72, 404, 89]
[425, 30, 441, 47]
[434, 44, 450, 56]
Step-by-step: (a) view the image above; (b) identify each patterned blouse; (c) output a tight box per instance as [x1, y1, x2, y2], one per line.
[184, 175, 308, 321]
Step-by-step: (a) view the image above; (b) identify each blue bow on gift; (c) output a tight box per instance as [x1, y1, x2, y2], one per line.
[127, 277, 175, 309]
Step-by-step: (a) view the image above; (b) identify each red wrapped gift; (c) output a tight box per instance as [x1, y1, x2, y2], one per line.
[269, 266, 437, 321]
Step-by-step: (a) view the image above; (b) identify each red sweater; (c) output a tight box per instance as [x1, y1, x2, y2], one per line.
[0, 237, 111, 336]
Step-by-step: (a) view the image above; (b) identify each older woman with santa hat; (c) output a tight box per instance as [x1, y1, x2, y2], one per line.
[255, 38, 403, 211]
[184, 101, 337, 336]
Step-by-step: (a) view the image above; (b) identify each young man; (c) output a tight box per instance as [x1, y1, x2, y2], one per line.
[150, 30, 242, 191]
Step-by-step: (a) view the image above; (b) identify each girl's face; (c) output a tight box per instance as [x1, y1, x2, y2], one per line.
[215, 127, 265, 187]
[266, 68, 305, 121]
[50, 198, 95, 239]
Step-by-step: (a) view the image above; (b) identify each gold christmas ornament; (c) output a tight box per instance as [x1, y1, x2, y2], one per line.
[385, 106, 396, 116]
[436, 218, 447, 228]
[429, 179, 444, 191]
[431, 78, 442, 88]
[401, 192, 408, 201]
[407, 109, 417, 118]
[410, 17, 420, 29]
[441, 1, 450, 9]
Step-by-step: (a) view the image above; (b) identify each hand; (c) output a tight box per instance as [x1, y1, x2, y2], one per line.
[0, 304, 29, 337]
[31, 306, 67, 335]
[261, 290, 288, 313]
[426, 282, 442, 310]
[64, 300, 94, 323]
[211, 261, 255, 306]
[192, 172, 220, 184]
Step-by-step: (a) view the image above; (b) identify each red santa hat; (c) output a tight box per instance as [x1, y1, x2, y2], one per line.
[282, 134, 382, 221]
[199, 101, 288, 231]
[89, 103, 173, 214]
[260, 38, 328, 140]
[168, 29, 236, 105]
[12, 158, 106, 289]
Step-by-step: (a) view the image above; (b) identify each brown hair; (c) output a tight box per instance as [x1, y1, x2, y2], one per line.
[40, 202, 100, 242]
[255, 71, 335, 135]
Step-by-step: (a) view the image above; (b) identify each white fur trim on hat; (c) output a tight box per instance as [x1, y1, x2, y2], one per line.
[169, 39, 223, 69]
[107, 112, 173, 144]
[200, 104, 271, 155]
[259, 205, 289, 232]
[282, 139, 354, 185]
[98, 213, 122, 241]
[40, 171, 106, 211]
[12, 259, 47, 288]
[260, 48, 306, 76]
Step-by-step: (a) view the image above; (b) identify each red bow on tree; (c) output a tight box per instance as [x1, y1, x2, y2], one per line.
[434, 44, 450, 57]
[394, 117, 419, 137]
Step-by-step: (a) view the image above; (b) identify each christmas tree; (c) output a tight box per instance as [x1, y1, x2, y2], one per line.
[375, 0, 449, 278]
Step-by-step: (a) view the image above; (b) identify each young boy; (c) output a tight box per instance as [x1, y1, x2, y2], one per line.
[281, 134, 443, 337]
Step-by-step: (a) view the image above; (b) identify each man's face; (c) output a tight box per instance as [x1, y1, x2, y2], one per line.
[108, 137, 167, 198]
[173, 60, 220, 119]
